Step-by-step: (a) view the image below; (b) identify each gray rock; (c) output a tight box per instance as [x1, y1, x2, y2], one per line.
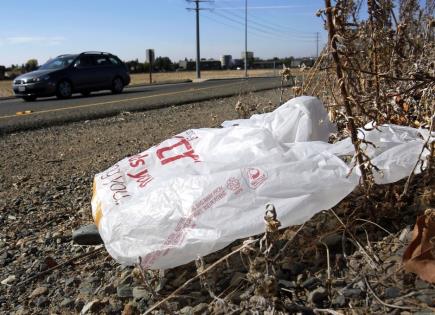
[35, 296, 49, 307]
[103, 284, 116, 294]
[278, 279, 296, 289]
[72, 224, 103, 245]
[133, 286, 151, 300]
[117, 285, 133, 298]
[60, 298, 74, 308]
[192, 303, 209, 314]
[65, 277, 80, 287]
[415, 279, 431, 290]
[308, 287, 328, 306]
[343, 288, 362, 298]
[332, 294, 346, 307]
[416, 292, 435, 306]
[81, 299, 101, 314]
[180, 306, 194, 315]
[302, 277, 320, 290]
[384, 287, 401, 299]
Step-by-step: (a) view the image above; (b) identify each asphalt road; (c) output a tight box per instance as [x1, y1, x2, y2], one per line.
[0, 77, 290, 134]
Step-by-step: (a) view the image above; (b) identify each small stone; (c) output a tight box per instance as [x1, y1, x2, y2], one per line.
[81, 299, 100, 314]
[60, 298, 74, 308]
[29, 286, 48, 299]
[132, 286, 150, 300]
[301, 277, 320, 290]
[416, 292, 435, 306]
[103, 284, 116, 294]
[332, 294, 346, 307]
[122, 302, 137, 315]
[415, 279, 431, 290]
[180, 306, 194, 315]
[1, 275, 16, 285]
[308, 287, 328, 306]
[278, 279, 296, 289]
[343, 288, 362, 298]
[72, 224, 103, 245]
[385, 287, 401, 299]
[35, 296, 49, 307]
[192, 303, 209, 314]
[117, 285, 133, 298]
[65, 277, 80, 287]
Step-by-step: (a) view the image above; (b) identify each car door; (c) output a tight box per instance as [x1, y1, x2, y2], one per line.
[92, 55, 115, 89]
[70, 55, 99, 90]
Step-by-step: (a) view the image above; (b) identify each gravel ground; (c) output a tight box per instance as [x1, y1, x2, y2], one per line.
[0, 89, 283, 314]
[1, 88, 433, 315]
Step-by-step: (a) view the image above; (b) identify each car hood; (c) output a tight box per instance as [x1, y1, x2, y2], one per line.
[15, 69, 56, 80]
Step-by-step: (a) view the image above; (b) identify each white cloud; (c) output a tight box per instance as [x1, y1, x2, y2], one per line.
[5, 36, 65, 45]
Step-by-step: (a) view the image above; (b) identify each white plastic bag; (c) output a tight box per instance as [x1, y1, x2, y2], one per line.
[91, 96, 429, 269]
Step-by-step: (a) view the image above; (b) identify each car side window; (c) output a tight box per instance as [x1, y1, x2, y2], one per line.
[94, 56, 111, 66]
[109, 57, 120, 65]
[75, 56, 94, 68]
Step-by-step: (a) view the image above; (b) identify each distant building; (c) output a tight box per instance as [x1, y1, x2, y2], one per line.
[220, 55, 232, 69]
[0, 66, 5, 80]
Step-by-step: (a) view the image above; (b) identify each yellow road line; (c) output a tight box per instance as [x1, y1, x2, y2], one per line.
[0, 81, 241, 120]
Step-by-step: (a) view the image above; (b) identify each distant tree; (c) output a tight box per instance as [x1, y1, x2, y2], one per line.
[153, 57, 173, 72]
[25, 59, 38, 72]
[125, 59, 146, 73]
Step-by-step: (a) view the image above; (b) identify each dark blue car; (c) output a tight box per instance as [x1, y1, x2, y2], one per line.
[12, 52, 131, 101]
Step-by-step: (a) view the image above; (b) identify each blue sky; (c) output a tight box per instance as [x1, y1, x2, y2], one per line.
[0, 0, 328, 67]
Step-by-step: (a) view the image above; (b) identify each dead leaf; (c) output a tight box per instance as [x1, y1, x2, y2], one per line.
[403, 208, 435, 283]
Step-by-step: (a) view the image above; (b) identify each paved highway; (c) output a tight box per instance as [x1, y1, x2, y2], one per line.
[0, 77, 291, 134]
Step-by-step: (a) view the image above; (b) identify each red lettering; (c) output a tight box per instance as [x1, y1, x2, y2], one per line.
[156, 136, 200, 165]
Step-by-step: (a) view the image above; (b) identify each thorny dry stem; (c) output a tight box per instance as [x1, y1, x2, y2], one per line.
[363, 276, 416, 311]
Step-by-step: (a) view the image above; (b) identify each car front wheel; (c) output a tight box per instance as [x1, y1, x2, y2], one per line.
[56, 80, 73, 99]
[111, 77, 124, 94]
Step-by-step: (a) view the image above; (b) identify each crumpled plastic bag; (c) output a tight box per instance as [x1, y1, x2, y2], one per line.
[91, 96, 430, 269]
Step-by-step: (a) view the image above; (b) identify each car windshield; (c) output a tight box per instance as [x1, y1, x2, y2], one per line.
[39, 55, 77, 70]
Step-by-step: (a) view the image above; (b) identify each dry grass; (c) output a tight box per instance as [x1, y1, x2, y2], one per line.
[0, 69, 285, 98]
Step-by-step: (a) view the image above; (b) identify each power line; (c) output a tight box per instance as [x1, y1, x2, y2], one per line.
[213, 1, 319, 35]
[212, 2, 316, 37]
[209, 10, 316, 42]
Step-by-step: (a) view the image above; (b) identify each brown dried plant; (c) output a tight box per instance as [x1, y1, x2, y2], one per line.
[299, 0, 435, 193]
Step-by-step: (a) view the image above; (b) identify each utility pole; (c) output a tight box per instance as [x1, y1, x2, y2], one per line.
[187, 0, 212, 80]
[244, 0, 248, 78]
